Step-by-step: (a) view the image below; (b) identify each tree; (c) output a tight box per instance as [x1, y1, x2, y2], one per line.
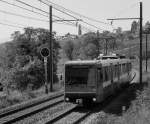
[144, 21, 150, 33]
[2, 27, 60, 91]
[63, 40, 74, 60]
[131, 21, 139, 34]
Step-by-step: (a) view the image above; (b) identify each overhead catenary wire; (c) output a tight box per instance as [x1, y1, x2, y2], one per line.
[109, 2, 139, 30]
[82, 21, 104, 31]
[0, 0, 74, 23]
[0, 0, 48, 17]
[38, 0, 79, 20]
[1, 0, 83, 25]
[0, 21, 24, 28]
[39, 0, 107, 31]
[0, 0, 103, 33]
[0, 9, 49, 22]
[14, 0, 59, 19]
[42, 0, 112, 26]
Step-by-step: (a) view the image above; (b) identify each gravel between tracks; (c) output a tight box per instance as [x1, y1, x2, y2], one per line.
[14, 102, 73, 124]
[54, 108, 89, 124]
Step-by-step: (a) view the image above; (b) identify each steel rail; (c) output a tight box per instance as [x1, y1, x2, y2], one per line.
[0, 91, 63, 118]
[43, 104, 77, 124]
[72, 111, 92, 124]
[0, 92, 64, 124]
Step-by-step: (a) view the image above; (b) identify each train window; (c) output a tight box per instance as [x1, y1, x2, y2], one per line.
[65, 66, 89, 85]
[112, 65, 115, 78]
[122, 64, 126, 73]
[98, 68, 103, 82]
[87, 68, 96, 86]
[127, 63, 131, 72]
[115, 65, 118, 77]
[119, 64, 121, 74]
[104, 67, 109, 81]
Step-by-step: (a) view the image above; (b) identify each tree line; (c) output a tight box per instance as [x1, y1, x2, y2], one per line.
[0, 27, 60, 92]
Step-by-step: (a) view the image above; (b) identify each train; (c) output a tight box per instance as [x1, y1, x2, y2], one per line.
[64, 56, 132, 104]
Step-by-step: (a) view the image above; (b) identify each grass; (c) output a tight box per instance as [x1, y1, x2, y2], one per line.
[0, 82, 63, 110]
[87, 81, 150, 124]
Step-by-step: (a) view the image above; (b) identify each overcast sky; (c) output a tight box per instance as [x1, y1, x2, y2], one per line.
[0, 0, 149, 43]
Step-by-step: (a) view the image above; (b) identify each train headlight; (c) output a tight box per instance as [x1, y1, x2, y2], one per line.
[65, 97, 69, 101]
[93, 98, 96, 102]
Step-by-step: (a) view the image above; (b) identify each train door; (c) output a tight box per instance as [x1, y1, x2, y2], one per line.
[97, 67, 103, 102]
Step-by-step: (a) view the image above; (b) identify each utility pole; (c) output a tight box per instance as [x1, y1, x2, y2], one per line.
[48, 5, 82, 92]
[139, 1, 143, 84]
[107, 1, 143, 84]
[145, 34, 148, 72]
[49, 5, 53, 92]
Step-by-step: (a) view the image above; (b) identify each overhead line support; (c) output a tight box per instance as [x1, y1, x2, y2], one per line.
[49, 5, 53, 92]
[107, 2, 143, 84]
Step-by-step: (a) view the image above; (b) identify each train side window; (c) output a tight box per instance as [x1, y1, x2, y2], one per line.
[115, 65, 117, 77]
[112, 66, 115, 77]
[98, 68, 103, 82]
[126, 63, 128, 72]
[119, 64, 121, 74]
[104, 67, 109, 81]
[123, 64, 126, 73]
[88, 68, 96, 85]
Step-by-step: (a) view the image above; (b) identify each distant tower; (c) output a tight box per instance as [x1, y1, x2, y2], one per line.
[78, 24, 82, 35]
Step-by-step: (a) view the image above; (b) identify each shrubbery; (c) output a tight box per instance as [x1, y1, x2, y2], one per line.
[0, 27, 60, 92]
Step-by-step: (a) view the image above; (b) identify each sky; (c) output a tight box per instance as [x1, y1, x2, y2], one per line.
[0, 0, 149, 43]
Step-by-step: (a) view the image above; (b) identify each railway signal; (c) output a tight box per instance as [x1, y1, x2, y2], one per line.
[40, 47, 50, 94]
[40, 47, 50, 58]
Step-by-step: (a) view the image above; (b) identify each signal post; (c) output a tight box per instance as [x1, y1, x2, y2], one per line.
[40, 47, 50, 94]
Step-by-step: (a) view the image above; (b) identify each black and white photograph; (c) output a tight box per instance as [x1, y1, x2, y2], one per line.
[0, 0, 150, 124]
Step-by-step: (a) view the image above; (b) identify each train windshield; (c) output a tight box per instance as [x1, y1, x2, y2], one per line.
[65, 65, 95, 85]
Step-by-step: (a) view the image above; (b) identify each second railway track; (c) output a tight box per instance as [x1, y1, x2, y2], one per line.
[0, 91, 64, 124]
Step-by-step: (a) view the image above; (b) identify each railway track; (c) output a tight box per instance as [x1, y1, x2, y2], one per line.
[0, 70, 137, 124]
[0, 91, 64, 124]
[39, 104, 92, 124]
[38, 71, 137, 124]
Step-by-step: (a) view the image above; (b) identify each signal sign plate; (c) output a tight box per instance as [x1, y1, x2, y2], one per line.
[40, 47, 50, 57]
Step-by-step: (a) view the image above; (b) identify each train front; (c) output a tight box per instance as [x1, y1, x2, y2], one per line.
[64, 61, 97, 104]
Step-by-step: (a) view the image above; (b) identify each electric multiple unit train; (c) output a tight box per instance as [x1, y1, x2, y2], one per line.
[64, 57, 132, 104]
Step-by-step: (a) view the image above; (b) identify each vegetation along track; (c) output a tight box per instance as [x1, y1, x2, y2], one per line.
[0, 91, 64, 124]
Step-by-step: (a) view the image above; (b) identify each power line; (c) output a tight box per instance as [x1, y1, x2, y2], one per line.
[14, 0, 59, 18]
[39, 0, 107, 31]
[54, 21, 94, 32]
[39, 0, 78, 20]
[0, 21, 24, 28]
[0, 0, 65, 21]
[0, 0, 98, 33]
[15, 0, 48, 14]
[0, 0, 48, 17]
[0, 9, 49, 22]
[82, 21, 104, 31]
[43, 0, 112, 26]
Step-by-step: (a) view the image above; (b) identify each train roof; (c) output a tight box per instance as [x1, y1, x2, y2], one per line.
[65, 58, 131, 66]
